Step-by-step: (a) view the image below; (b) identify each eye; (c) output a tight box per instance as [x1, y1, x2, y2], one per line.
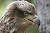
[24, 11, 33, 15]
[24, 11, 28, 15]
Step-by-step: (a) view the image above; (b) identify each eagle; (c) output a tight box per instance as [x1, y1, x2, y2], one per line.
[0, 1, 36, 33]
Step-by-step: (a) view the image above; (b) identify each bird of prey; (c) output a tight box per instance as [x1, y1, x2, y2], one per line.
[0, 1, 37, 33]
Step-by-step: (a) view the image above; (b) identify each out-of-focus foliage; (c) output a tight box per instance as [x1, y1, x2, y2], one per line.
[0, 0, 11, 18]
[25, 25, 38, 33]
[26, 0, 34, 4]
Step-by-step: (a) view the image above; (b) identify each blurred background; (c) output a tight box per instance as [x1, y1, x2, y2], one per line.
[0, 0, 38, 33]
